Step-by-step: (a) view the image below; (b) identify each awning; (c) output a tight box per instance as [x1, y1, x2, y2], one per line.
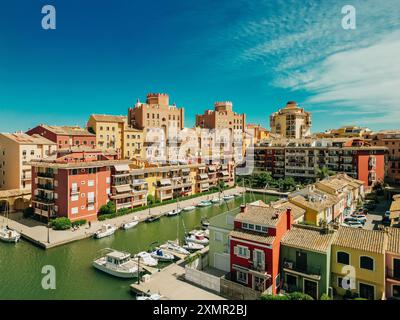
[115, 185, 132, 193]
[199, 173, 208, 180]
[181, 168, 190, 173]
[208, 166, 216, 172]
[160, 179, 171, 186]
[221, 171, 229, 176]
[131, 179, 146, 186]
[113, 164, 130, 172]
[201, 183, 210, 188]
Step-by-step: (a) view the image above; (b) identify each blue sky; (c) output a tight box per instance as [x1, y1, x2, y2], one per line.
[1, 0, 399, 133]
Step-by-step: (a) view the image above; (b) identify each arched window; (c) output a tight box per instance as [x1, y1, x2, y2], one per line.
[360, 256, 374, 271]
[337, 251, 350, 265]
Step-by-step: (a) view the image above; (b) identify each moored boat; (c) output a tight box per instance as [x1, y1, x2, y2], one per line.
[150, 248, 175, 262]
[197, 200, 212, 207]
[211, 197, 223, 204]
[185, 233, 209, 245]
[93, 249, 140, 278]
[145, 215, 160, 223]
[134, 251, 158, 267]
[94, 224, 116, 239]
[222, 195, 235, 200]
[121, 216, 139, 230]
[183, 242, 204, 251]
[163, 240, 190, 255]
[136, 292, 162, 300]
[166, 208, 182, 216]
[183, 206, 196, 212]
[0, 227, 21, 243]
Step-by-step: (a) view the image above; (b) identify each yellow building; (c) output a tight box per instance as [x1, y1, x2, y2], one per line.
[87, 114, 144, 159]
[0, 133, 56, 191]
[331, 227, 386, 300]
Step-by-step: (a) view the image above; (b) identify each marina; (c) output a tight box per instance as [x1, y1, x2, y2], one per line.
[0, 193, 275, 299]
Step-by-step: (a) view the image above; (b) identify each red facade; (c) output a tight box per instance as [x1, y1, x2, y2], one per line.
[229, 205, 293, 294]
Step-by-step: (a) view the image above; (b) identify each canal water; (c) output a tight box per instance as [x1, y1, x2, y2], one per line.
[0, 193, 275, 299]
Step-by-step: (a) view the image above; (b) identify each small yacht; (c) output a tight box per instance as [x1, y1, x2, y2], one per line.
[94, 224, 116, 239]
[121, 216, 139, 230]
[183, 206, 196, 212]
[197, 200, 212, 207]
[150, 248, 175, 262]
[145, 215, 160, 223]
[0, 226, 21, 243]
[223, 194, 235, 201]
[136, 292, 162, 300]
[183, 242, 204, 251]
[185, 233, 209, 245]
[189, 229, 209, 238]
[134, 251, 158, 267]
[163, 240, 190, 255]
[201, 218, 210, 229]
[166, 208, 182, 217]
[93, 249, 140, 278]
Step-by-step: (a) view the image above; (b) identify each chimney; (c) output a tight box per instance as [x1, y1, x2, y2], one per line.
[240, 204, 247, 213]
[286, 207, 293, 231]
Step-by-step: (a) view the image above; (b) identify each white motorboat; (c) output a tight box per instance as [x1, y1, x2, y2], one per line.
[163, 240, 190, 255]
[183, 206, 196, 212]
[189, 229, 209, 238]
[185, 233, 209, 245]
[134, 251, 158, 267]
[166, 208, 182, 216]
[197, 200, 212, 207]
[93, 249, 140, 278]
[0, 227, 21, 243]
[121, 216, 139, 230]
[223, 195, 235, 200]
[201, 218, 210, 229]
[211, 197, 223, 204]
[136, 293, 162, 300]
[183, 242, 204, 251]
[94, 224, 116, 239]
[150, 248, 175, 262]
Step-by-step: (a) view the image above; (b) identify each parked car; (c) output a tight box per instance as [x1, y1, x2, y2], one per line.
[350, 214, 367, 223]
[344, 217, 365, 225]
[342, 221, 363, 228]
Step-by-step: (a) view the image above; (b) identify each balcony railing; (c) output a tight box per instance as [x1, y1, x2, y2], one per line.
[37, 171, 55, 178]
[33, 196, 55, 204]
[37, 183, 54, 191]
[386, 267, 400, 281]
[283, 260, 321, 277]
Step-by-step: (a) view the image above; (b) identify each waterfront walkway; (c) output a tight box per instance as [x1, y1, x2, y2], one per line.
[130, 261, 225, 300]
[5, 186, 244, 249]
[245, 187, 290, 197]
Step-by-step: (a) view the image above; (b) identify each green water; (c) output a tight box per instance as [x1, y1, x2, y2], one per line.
[0, 194, 275, 300]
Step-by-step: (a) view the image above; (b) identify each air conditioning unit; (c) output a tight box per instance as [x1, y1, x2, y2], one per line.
[284, 261, 293, 269]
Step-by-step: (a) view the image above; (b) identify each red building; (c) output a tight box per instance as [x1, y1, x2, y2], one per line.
[30, 150, 128, 222]
[229, 203, 293, 294]
[27, 124, 96, 150]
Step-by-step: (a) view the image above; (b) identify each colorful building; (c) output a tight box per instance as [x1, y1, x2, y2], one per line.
[270, 101, 311, 139]
[385, 227, 400, 300]
[280, 224, 337, 299]
[331, 227, 386, 300]
[26, 124, 96, 150]
[229, 203, 293, 294]
[0, 133, 57, 191]
[30, 150, 127, 222]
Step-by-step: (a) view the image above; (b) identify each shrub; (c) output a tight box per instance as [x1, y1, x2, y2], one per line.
[99, 202, 115, 215]
[71, 219, 86, 227]
[320, 293, 331, 300]
[260, 294, 289, 300]
[50, 217, 72, 230]
[22, 206, 34, 218]
[354, 297, 367, 300]
[287, 292, 314, 300]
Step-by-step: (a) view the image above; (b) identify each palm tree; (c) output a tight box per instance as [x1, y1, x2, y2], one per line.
[316, 166, 333, 180]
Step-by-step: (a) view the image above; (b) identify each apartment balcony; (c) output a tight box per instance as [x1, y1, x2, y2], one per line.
[37, 171, 55, 179]
[33, 196, 55, 205]
[21, 174, 32, 181]
[386, 267, 400, 282]
[37, 183, 54, 191]
[232, 263, 271, 280]
[34, 207, 56, 218]
[283, 260, 321, 281]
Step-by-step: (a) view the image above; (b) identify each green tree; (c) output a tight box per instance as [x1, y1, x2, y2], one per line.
[317, 166, 333, 180]
[50, 217, 72, 230]
[99, 201, 116, 215]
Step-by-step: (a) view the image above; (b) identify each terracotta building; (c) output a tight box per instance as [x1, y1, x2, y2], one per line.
[30, 149, 128, 222]
[229, 202, 293, 294]
[270, 101, 311, 139]
[364, 130, 400, 184]
[26, 125, 96, 150]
